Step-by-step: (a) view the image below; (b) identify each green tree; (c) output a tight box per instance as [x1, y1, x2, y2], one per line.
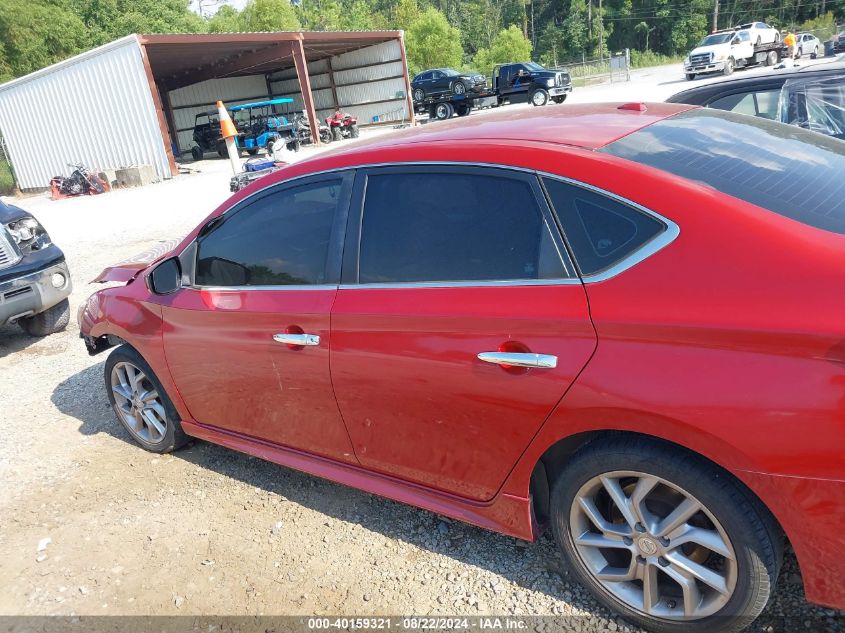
[0, 0, 90, 82]
[207, 4, 241, 32]
[474, 24, 532, 74]
[240, 0, 301, 31]
[404, 7, 464, 76]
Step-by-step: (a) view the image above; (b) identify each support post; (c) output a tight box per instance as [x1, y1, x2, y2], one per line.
[292, 37, 320, 145]
[398, 33, 416, 126]
[137, 36, 178, 177]
[327, 57, 340, 110]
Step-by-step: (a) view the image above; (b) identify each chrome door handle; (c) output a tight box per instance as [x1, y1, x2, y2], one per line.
[477, 352, 557, 369]
[273, 333, 320, 346]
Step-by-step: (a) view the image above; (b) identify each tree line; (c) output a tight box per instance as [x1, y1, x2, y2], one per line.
[1, 0, 843, 83]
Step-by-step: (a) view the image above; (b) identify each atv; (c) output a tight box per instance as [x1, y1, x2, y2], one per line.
[326, 109, 360, 141]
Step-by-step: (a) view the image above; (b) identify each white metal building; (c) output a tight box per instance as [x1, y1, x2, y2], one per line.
[0, 31, 414, 191]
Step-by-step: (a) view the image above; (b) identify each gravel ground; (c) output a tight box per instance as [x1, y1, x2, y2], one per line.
[1, 79, 844, 632]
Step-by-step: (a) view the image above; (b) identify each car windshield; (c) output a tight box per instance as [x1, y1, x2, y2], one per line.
[523, 62, 545, 71]
[601, 108, 845, 234]
[441, 69, 459, 76]
[699, 33, 734, 46]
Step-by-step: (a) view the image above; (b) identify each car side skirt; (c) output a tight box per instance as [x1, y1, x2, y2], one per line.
[181, 419, 536, 541]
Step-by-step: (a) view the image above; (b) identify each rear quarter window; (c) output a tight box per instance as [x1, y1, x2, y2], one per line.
[602, 109, 845, 234]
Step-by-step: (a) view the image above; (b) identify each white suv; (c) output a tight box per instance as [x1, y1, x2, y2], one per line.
[736, 22, 781, 45]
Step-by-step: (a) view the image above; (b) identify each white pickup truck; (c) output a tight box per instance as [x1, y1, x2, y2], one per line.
[684, 29, 784, 80]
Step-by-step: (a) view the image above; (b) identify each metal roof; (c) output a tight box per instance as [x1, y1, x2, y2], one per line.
[140, 32, 403, 90]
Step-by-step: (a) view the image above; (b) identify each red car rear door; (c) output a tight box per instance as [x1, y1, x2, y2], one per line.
[330, 166, 597, 501]
[159, 172, 358, 464]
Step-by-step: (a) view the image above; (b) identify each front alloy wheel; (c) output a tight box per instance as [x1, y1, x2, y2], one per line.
[552, 437, 782, 633]
[111, 362, 169, 445]
[453, 81, 466, 95]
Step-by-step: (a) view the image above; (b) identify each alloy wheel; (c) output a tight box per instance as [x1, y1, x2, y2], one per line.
[532, 91, 547, 106]
[453, 82, 466, 95]
[110, 361, 168, 444]
[569, 470, 737, 621]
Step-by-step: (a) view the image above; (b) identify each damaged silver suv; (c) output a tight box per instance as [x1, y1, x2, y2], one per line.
[0, 200, 72, 336]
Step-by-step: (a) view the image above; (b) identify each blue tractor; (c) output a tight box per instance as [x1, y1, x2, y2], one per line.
[230, 97, 297, 155]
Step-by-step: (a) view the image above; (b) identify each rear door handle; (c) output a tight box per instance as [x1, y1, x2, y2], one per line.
[273, 333, 320, 346]
[477, 352, 557, 369]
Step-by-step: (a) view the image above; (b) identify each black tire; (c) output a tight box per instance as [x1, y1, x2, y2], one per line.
[19, 298, 70, 337]
[320, 129, 332, 144]
[350, 124, 359, 138]
[764, 50, 778, 66]
[552, 95, 567, 104]
[413, 87, 425, 102]
[433, 102, 453, 120]
[452, 81, 466, 95]
[723, 57, 735, 76]
[216, 139, 227, 158]
[530, 88, 549, 106]
[550, 436, 782, 633]
[104, 345, 188, 454]
[245, 148, 258, 156]
[685, 73, 696, 80]
[455, 103, 472, 117]
[332, 126, 343, 142]
[190, 145, 203, 161]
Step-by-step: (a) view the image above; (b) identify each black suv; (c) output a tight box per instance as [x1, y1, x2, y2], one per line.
[0, 200, 72, 336]
[411, 68, 487, 102]
[493, 62, 572, 106]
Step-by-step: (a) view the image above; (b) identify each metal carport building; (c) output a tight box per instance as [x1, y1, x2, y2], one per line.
[0, 31, 414, 191]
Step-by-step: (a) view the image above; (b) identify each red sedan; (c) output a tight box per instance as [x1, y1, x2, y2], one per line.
[80, 102, 845, 632]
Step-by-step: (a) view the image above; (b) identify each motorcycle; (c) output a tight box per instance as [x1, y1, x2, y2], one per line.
[50, 163, 107, 200]
[285, 112, 332, 151]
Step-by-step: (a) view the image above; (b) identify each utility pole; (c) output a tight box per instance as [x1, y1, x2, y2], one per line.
[598, 0, 604, 63]
[712, 0, 719, 32]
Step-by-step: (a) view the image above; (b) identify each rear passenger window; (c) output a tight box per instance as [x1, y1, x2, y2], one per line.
[358, 171, 570, 284]
[709, 90, 779, 120]
[196, 179, 342, 286]
[543, 178, 666, 276]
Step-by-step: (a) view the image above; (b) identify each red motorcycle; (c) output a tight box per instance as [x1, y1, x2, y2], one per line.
[325, 110, 359, 141]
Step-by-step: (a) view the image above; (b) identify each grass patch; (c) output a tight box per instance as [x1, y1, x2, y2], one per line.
[0, 161, 16, 196]
[630, 50, 685, 69]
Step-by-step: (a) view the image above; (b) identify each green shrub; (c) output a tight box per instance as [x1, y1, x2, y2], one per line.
[0, 161, 17, 196]
[630, 50, 684, 68]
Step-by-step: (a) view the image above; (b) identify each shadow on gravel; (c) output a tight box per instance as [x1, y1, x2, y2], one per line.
[52, 362, 823, 630]
[0, 322, 47, 358]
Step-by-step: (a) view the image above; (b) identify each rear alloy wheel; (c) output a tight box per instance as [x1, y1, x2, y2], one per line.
[765, 50, 778, 66]
[531, 89, 549, 106]
[413, 87, 425, 102]
[452, 81, 466, 95]
[106, 346, 188, 453]
[551, 437, 781, 633]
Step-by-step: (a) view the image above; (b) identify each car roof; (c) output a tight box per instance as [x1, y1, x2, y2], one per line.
[666, 61, 845, 105]
[324, 102, 695, 153]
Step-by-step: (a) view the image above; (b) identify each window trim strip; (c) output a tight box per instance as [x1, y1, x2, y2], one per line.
[185, 161, 679, 290]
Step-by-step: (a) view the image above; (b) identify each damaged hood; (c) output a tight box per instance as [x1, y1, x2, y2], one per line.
[93, 239, 182, 283]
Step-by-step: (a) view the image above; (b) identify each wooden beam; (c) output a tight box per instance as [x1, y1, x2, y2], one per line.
[292, 38, 320, 145]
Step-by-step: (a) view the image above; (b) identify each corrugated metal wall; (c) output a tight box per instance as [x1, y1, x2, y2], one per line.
[268, 40, 410, 126]
[169, 75, 270, 153]
[0, 36, 171, 191]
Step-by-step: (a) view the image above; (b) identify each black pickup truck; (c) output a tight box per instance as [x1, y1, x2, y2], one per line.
[493, 62, 572, 106]
[0, 200, 72, 336]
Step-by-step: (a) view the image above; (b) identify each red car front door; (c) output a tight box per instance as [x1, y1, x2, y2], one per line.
[159, 173, 358, 463]
[330, 166, 597, 501]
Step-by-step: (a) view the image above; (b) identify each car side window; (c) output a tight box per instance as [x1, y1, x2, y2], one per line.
[432, 71, 443, 80]
[357, 170, 571, 284]
[739, 31, 750, 41]
[709, 90, 780, 120]
[542, 178, 666, 276]
[195, 179, 343, 287]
